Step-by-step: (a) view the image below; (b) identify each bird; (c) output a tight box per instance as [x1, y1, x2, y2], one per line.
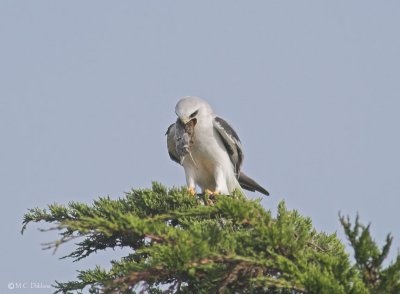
[166, 96, 269, 197]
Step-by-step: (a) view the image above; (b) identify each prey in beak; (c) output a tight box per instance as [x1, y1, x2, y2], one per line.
[175, 117, 198, 167]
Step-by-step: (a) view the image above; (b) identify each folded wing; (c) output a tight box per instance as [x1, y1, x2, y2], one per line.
[213, 117, 269, 196]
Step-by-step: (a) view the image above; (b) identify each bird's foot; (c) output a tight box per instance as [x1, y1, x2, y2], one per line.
[187, 186, 196, 196]
[205, 189, 219, 196]
[204, 190, 219, 205]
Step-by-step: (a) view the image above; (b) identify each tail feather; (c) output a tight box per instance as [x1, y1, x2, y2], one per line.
[238, 172, 269, 196]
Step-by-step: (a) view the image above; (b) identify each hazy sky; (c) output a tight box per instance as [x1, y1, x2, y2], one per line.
[1, 1, 400, 293]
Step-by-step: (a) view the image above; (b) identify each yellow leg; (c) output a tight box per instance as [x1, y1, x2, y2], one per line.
[205, 189, 219, 206]
[188, 186, 196, 196]
[205, 189, 219, 195]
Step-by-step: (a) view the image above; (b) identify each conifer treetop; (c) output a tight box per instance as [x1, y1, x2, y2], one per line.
[22, 183, 399, 293]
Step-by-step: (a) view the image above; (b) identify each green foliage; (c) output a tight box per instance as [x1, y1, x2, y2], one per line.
[22, 183, 399, 293]
[340, 214, 400, 294]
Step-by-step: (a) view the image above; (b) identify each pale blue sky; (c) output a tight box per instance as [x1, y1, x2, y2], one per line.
[1, 1, 400, 293]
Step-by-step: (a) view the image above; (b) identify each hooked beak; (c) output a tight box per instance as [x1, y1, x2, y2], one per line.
[180, 117, 197, 126]
[180, 117, 191, 124]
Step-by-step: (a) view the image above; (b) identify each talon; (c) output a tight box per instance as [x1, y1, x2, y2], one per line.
[205, 189, 219, 195]
[188, 187, 196, 196]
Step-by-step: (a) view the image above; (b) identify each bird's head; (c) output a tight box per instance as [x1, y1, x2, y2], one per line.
[175, 96, 213, 125]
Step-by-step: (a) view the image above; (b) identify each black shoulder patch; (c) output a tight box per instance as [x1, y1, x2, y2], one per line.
[214, 117, 241, 143]
[213, 116, 244, 175]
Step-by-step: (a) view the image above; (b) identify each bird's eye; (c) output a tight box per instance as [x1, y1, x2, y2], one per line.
[190, 110, 198, 118]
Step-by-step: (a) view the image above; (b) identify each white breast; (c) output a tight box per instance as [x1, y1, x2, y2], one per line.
[182, 118, 236, 193]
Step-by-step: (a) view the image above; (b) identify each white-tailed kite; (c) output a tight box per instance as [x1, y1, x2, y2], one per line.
[166, 96, 269, 196]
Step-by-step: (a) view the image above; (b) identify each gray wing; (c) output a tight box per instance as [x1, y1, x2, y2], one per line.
[213, 117, 270, 196]
[166, 123, 180, 164]
[213, 117, 243, 176]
